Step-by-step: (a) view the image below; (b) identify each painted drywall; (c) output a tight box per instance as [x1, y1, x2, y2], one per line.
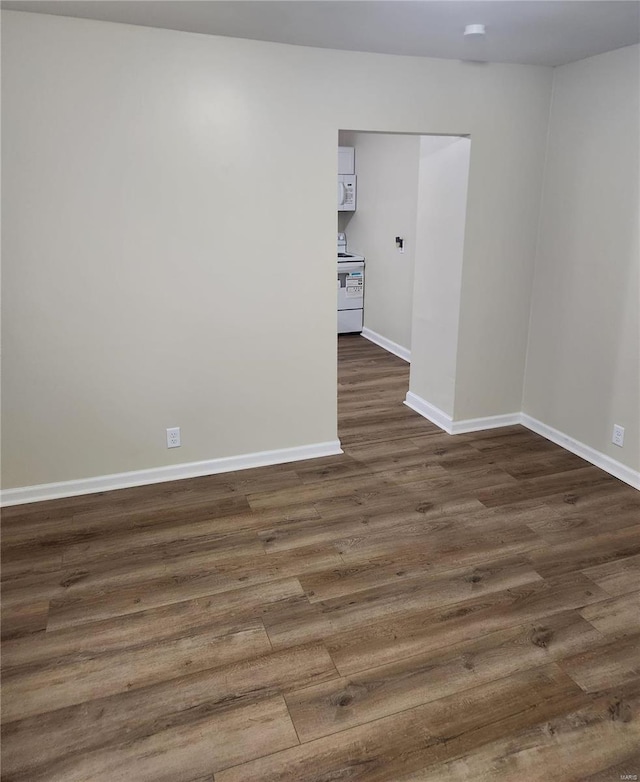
[1, 11, 552, 489]
[523, 44, 640, 472]
[336, 132, 420, 352]
[410, 136, 472, 416]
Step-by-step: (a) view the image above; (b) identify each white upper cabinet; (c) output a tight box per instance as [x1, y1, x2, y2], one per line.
[338, 146, 355, 175]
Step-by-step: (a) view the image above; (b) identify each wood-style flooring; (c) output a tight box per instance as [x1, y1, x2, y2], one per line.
[2, 335, 639, 781]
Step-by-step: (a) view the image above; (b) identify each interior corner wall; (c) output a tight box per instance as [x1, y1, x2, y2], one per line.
[1, 10, 552, 491]
[409, 136, 471, 416]
[336, 132, 421, 352]
[523, 44, 640, 473]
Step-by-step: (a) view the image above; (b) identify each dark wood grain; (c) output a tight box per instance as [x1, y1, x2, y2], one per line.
[2, 644, 335, 780]
[558, 633, 640, 692]
[216, 666, 589, 782]
[582, 553, 640, 596]
[285, 610, 602, 742]
[393, 682, 640, 781]
[2, 335, 638, 781]
[579, 591, 640, 639]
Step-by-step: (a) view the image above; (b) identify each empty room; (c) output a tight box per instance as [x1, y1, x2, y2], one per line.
[1, 1, 639, 780]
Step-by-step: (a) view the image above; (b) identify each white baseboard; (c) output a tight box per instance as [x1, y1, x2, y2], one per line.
[361, 328, 411, 363]
[450, 413, 523, 435]
[404, 392, 454, 433]
[521, 414, 640, 491]
[405, 391, 639, 491]
[4, 406, 638, 506]
[0, 440, 343, 507]
[404, 392, 520, 435]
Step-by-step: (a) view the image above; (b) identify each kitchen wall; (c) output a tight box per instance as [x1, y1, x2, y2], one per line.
[2, 11, 552, 492]
[410, 136, 472, 416]
[523, 44, 640, 473]
[337, 132, 420, 353]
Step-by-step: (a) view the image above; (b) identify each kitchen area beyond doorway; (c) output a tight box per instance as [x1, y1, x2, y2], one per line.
[337, 232, 365, 335]
[336, 131, 472, 425]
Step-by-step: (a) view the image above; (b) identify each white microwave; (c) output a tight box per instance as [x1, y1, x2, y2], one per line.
[338, 174, 356, 212]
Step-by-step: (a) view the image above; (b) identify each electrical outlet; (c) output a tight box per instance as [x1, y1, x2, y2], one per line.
[612, 424, 625, 447]
[166, 427, 181, 448]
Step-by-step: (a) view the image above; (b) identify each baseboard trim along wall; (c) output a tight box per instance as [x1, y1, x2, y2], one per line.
[405, 391, 640, 491]
[361, 328, 411, 363]
[5, 400, 639, 504]
[0, 440, 344, 507]
[404, 392, 456, 433]
[404, 392, 521, 435]
[520, 414, 640, 491]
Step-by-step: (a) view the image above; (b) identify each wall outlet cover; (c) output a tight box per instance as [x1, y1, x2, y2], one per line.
[167, 427, 181, 448]
[612, 424, 625, 447]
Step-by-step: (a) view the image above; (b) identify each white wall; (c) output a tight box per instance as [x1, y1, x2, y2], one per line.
[337, 133, 420, 352]
[1, 11, 552, 490]
[524, 44, 640, 473]
[410, 137, 471, 416]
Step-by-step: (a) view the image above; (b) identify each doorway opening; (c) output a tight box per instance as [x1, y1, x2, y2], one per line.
[336, 131, 472, 448]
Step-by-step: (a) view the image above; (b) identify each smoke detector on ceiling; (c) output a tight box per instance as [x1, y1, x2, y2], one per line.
[464, 24, 486, 37]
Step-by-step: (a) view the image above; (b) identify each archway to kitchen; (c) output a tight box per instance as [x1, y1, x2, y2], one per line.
[336, 130, 472, 446]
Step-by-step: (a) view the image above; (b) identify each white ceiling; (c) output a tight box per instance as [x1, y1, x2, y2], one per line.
[3, 0, 640, 67]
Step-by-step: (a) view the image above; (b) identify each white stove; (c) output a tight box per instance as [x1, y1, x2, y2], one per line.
[337, 233, 365, 334]
[337, 232, 364, 263]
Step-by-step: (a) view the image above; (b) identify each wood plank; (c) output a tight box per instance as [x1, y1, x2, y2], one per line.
[257, 508, 418, 555]
[2, 643, 334, 780]
[499, 451, 588, 480]
[477, 467, 616, 509]
[327, 573, 609, 675]
[580, 751, 640, 781]
[46, 545, 342, 630]
[263, 557, 541, 649]
[60, 527, 264, 569]
[301, 547, 542, 604]
[542, 484, 640, 515]
[579, 591, 640, 640]
[2, 620, 272, 722]
[1, 491, 252, 546]
[313, 492, 482, 525]
[558, 634, 640, 692]
[5, 695, 298, 782]
[582, 553, 640, 596]
[293, 454, 376, 484]
[393, 682, 640, 782]
[247, 474, 386, 510]
[438, 463, 521, 491]
[539, 479, 640, 515]
[341, 438, 479, 476]
[459, 427, 553, 452]
[1, 549, 64, 582]
[334, 515, 543, 569]
[531, 525, 640, 580]
[296, 505, 550, 603]
[215, 666, 585, 782]
[315, 557, 542, 633]
[0, 599, 49, 640]
[529, 527, 640, 580]
[524, 501, 640, 544]
[2, 578, 303, 671]
[258, 500, 495, 557]
[285, 610, 602, 742]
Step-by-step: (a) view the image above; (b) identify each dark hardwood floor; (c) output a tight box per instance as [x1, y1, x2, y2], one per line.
[2, 335, 639, 781]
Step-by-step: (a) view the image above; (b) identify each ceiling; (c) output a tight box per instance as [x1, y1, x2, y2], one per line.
[3, 1, 640, 67]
